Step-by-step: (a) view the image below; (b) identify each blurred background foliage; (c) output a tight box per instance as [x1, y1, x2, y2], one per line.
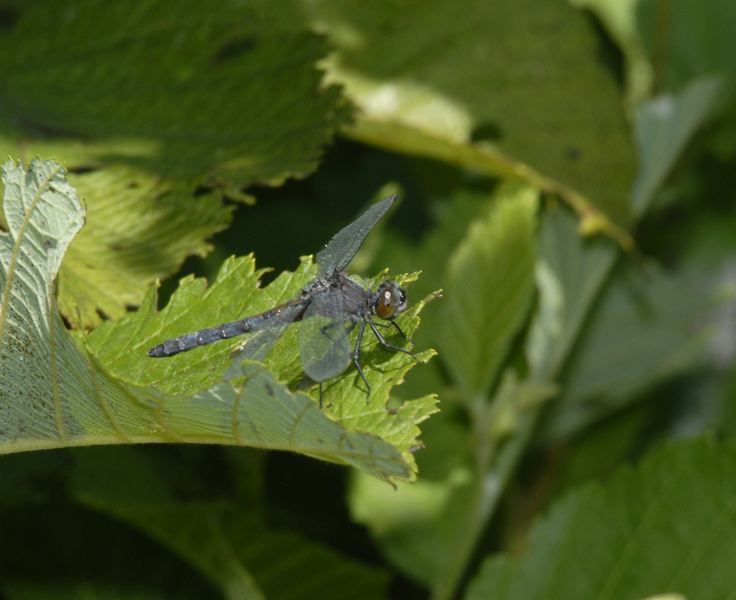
[1, 0, 736, 598]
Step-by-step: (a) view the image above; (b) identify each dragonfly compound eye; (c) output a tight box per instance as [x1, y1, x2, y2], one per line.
[375, 280, 408, 320]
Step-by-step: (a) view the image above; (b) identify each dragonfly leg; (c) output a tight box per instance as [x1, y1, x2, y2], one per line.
[391, 321, 414, 345]
[317, 383, 335, 410]
[353, 321, 371, 401]
[319, 321, 342, 342]
[373, 320, 413, 344]
[369, 318, 418, 361]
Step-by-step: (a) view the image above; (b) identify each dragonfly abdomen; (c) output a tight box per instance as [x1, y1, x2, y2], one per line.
[147, 320, 251, 357]
[147, 296, 311, 358]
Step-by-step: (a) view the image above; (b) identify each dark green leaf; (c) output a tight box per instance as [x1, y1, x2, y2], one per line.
[526, 206, 619, 380]
[632, 77, 722, 216]
[70, 447, 390, 600]
[309, 0, 636, 227]
[91, 502, 390, 600]
[0, 0, 350, 184]
[465, 435, 736, 600]
[542, 263, 712, 440]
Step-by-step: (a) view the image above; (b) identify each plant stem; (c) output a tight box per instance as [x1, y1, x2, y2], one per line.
[430, 409, 539, 600]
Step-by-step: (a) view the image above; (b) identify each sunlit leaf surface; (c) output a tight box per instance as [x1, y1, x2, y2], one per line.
[58, 166, 234, 327]
[438, 183, 538, 398]
[0, 159, 434, 483]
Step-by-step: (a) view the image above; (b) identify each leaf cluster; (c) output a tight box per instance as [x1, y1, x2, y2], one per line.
[1, 1, 736, 599]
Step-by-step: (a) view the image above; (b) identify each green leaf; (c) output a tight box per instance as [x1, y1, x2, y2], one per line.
[0, 158, 88, 446]
[350, 468, 473, 587]
[568, 0, 654, 106]
[0, 159, 434, 483]
[526, 206, 619, 380]
[638, 0, 736, 104]
[59, 166, 234, 328]
[94, 254, 298, 397]
[309, 0, 636, 228]
[438, 183, 538, 399]
[93, 502, 389, 600]
[3, 581, 175, 600]
[98, 259, 437, 477]
[67, 446, 390, 600]
[0, 0, 350, 184]
[541, 263, 712, 440]
[465, 435, 736, 600]
[632, 76, 723, 217]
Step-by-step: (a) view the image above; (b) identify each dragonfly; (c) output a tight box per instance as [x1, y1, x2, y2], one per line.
[147, 195, 418, 405]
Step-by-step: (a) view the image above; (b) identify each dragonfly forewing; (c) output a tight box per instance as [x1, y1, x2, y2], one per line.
[315, 195, 396, 276]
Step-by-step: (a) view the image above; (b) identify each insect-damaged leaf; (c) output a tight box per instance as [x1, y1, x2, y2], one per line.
[0, 159, 434, 483]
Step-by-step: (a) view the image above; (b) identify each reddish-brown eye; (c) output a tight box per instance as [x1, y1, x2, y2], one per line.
[375, 280, 408, 320]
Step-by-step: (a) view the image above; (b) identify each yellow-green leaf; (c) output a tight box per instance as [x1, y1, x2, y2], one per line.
[0, 159, 434, 484]
[59, 166, 234, 327]
[439, 183, 538, 399]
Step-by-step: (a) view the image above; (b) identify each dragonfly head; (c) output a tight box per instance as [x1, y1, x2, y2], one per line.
[374, 280, 408, 320]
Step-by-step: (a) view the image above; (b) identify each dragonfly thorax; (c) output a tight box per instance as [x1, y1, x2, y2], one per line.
[373, 279, 408, 321]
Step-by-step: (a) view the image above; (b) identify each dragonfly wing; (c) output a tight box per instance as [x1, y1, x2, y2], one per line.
[315, 195, 396, 276]
[230, 301, 307, 363]
[299, 287, 352, 382]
